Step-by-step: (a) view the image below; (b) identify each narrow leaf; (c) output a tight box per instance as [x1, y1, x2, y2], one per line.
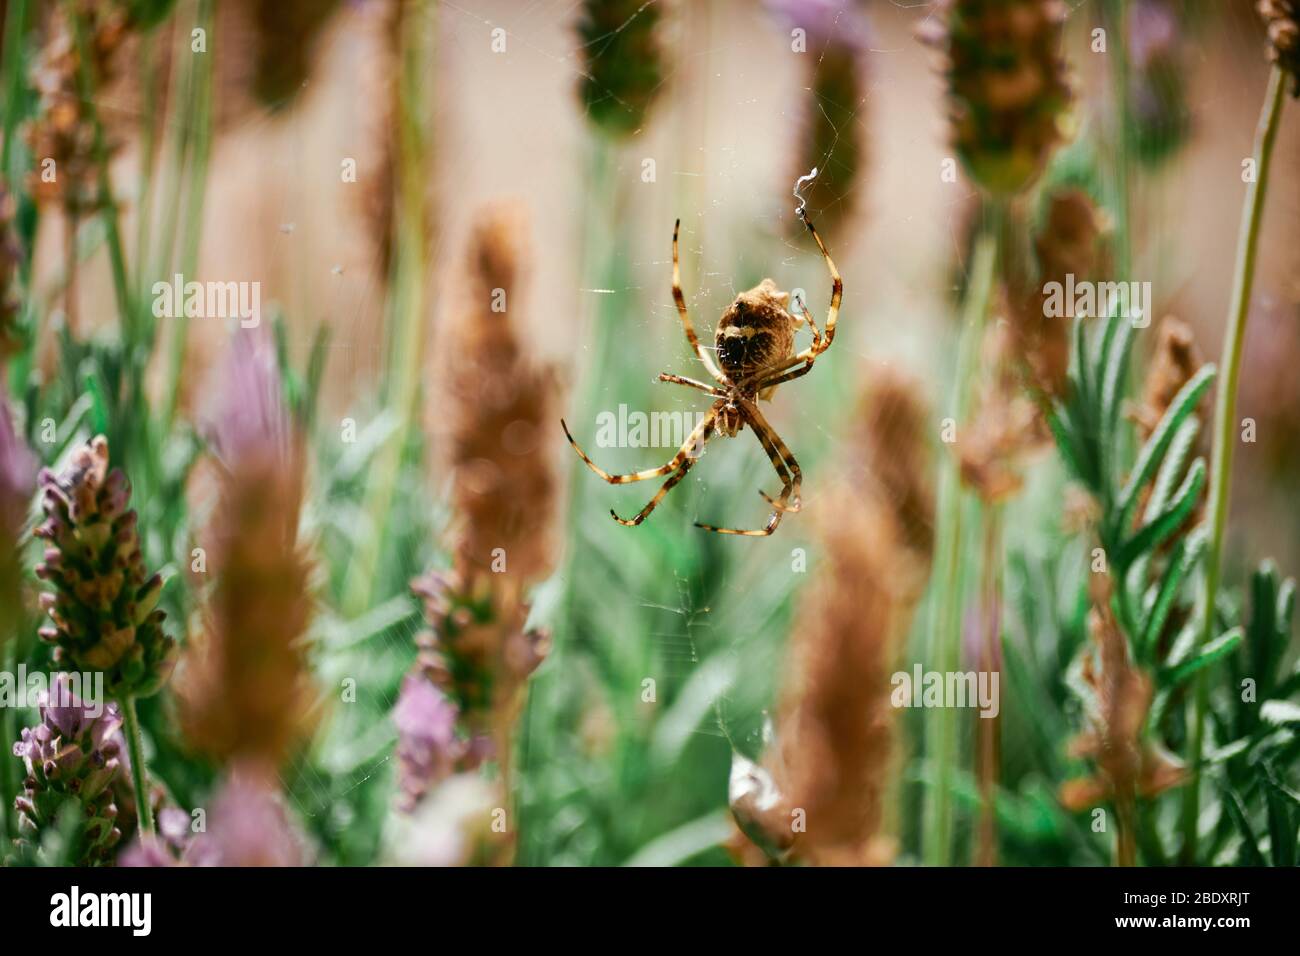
[1139, 526, 1208, 664]
[1263, 772, 1297, 867]
[1222, 788, 1265, 866]
[1144, 416, 1199, 520]
[1158, 626, 1243, 689]
[1118, 458, 1206, 568]
[1117, 364, 1215, 528]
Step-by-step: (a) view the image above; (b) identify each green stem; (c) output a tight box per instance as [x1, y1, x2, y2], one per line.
[923, 213, 999, 866]
[151, 10, 197, 304]
[0, 0, 29, 179]
[518, 134, 613, 866]
[0, 642, 17, 843]
[68, 1, 132, 337]
[341, 0, 433, 618]
[1106, 0, 1132, 280]
[1180, 64, 1287, 863]
[134, 31, 159, 307]
[162, 0, 215, 434]
[121, 696, 154, 836]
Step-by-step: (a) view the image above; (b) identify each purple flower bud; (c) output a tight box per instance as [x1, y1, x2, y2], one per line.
[394, 673, 465, 811]
[11, 673, 125, 864]
[34, 437, 176, 698]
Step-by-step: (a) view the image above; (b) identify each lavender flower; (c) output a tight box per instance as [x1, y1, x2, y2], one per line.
[178, 334, 314, 767]
[121, 775, 310, 867]
[575, 0, 665, 137]
[1128, 0, 1191, 165]
[765, 0, 872, 51]
[34, 436, 175, 698]
[189, 771, 311, 866]
[118, 807, 194, 867]
[766, 0, 873, 241]
[920, 0, 1071, 196]
[12, 674, 124, 865]
[394, 672, 464, 811]
[203, 331, 291, 470]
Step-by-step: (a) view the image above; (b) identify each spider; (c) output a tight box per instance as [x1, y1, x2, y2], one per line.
[561, 212, 841, 536]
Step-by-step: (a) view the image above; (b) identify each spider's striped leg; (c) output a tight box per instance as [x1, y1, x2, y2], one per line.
[562, 404, 719, 484]
[672, 219, 727, 384]
[795, 294, 822, 352]
[694, 403, 801, 536]
[695, 507, 783, 537]
[791, 213, 842, 362]
[746, 400, 802, 512]
[746, 408, 800, 514]
[612, 414, 718, 526]
[755, 360, 814, 392]
[657, 372, 725, 396]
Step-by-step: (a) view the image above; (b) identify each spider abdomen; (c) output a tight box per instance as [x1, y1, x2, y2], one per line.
[715, 279, 797, 383]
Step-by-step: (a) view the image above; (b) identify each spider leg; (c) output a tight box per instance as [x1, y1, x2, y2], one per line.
[755, 360, 814, 392]
[790, 213, 842, 363]
[657, 372, 725, 396]
[746, 400, 802, 512]
[794, 292, 822, 352]
[746, 408, 800, 514]
[672, 219, 727, 384]
[612, 415, 718, 526]
[694, 403, 801, 536]
[562, 405, 719, 484]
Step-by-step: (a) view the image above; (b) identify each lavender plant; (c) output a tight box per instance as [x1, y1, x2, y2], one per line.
[11, 674, 125, 865]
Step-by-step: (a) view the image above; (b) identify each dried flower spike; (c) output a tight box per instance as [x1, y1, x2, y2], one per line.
[1006, 188, 1108, 401]
[12, 674, 125, 865]
[1259, 0, 1300, 94]
[921, 0, 1072, 195]
[1130, 315, 1204, 441]
[25, 1, 134, 213]
[401, 202, 556, 814]
[731, 368, 934, 866]
[177, 335, 315, 768]
[35, 436, 175, 699]
[1059, 608, 1185, 864]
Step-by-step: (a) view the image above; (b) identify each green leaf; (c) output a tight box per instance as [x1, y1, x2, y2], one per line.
[1221, 788, 1265, 866]
[1262, 769, 1297, 867]
[1138, 526, 1207, 664]
[1099, 316, 1135, 458]
[1144, 416, 1199, 520]
[1118, 458, 1206, 568]
[1116, 364, 1216, 529]
[1158, 626, 1243, 690]
[1260, 700, 1300, 727]
[1047, 408, 1085, 485]
[1071, 314, 1091, 418]
[1278, 578, 1296, 635]
[301, 322, 332, 432]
